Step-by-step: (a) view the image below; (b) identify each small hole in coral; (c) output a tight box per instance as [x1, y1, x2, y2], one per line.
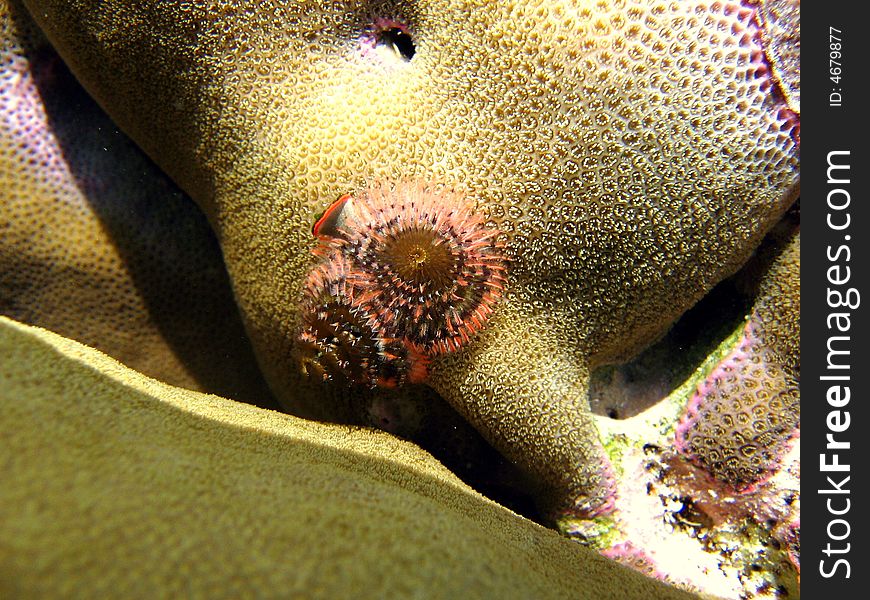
[606, 407, 619, 419]
[378, 27, 416, 61]
[642, 443, 660, 454]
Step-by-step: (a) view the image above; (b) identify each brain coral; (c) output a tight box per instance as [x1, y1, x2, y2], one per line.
[18, 0, 799, 520]
[0, 315, 705, 600]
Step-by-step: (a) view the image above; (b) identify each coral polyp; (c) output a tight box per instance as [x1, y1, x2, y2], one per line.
[295, 254, 426, 388]
[323, 181, 507, 356]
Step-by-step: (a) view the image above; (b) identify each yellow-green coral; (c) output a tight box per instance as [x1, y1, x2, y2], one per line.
[0, 0, 274, 406]
[0, 316, 706, 600]
[757, 0, 800, 114]
[752, 229, 800, 376]
[19, 0, 799, 518]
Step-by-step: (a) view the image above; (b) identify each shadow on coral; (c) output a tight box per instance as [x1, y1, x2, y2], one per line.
[8, 0, 278, 409]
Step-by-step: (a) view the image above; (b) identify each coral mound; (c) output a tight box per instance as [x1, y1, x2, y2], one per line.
[1, 315, 705, 600]
[13, 0, 800, 551]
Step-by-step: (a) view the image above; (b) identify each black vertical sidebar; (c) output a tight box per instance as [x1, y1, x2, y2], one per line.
[802, 1, 867, 596]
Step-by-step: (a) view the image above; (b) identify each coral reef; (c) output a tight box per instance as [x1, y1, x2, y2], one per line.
[1, 0, 801, 596]
[757, 0, 800, 116]
[601, 542, 672, 584]
[19, 0, 798, 522]
[0, 0, 276, 407]
[576, 316, 800, 598]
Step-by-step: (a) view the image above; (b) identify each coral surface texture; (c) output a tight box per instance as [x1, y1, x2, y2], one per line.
[1, 0, 799, 597]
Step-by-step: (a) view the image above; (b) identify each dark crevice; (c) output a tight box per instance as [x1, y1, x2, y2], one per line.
[589, 205, 800, 420]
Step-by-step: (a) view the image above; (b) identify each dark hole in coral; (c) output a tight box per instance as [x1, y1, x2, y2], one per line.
[606, 407, 619, 419]
[378, 27, 416, 60]
[674, 496, 713, 530]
